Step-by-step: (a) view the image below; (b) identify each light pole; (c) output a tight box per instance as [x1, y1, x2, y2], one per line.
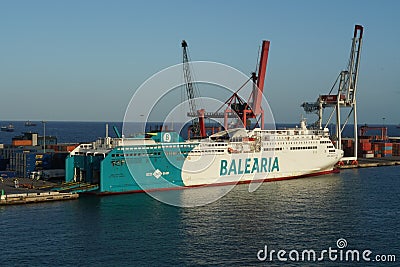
[42, 121, 46, 153]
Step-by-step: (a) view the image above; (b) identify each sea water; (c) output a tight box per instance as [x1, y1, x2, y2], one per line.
[0, 122, 399, 266]
[0, 167, 398, 266]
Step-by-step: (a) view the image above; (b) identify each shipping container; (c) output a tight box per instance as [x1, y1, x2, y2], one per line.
[363, 154, 374, 158]
[12, 140, 33, 146]
[66, 145, 79, 152]
[359, 142, 372, 151]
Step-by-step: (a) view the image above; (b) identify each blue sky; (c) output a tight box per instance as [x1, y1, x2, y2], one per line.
[1, 0, 399, 124]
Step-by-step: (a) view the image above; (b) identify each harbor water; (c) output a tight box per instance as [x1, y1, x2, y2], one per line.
[0, 122, 399, 266]
[0, 167, 398, 266]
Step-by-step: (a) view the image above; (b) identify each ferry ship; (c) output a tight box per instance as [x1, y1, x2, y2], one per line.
[65, 121, 343, 194]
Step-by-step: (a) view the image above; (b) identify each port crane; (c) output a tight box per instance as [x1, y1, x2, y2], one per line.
[301, 25, 363, 163]
[216, 40, 270, 130]
[359, 125, 388, 141]
[182, 40, 206, 138]
[185, 40, 270, 131]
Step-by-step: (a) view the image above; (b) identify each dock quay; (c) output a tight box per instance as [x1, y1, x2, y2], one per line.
[0, 191, 78, 205]
[0, 178, 89, 205]
[338, 156, 400, 169]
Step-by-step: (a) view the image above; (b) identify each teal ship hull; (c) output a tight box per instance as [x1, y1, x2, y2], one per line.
[66, 132, 197, 194]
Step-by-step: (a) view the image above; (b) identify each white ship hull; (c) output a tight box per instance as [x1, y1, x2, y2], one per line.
[182, 126, 343, 186]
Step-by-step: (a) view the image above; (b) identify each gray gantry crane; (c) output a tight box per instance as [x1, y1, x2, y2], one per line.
[181, 40, 206, 138]
[301, 25, 363, 164]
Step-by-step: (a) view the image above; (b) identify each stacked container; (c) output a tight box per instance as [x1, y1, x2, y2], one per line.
[371, 142, 393, 158]
[15, 152, 36, 178]
[372, 143, 380, 158]
[47, 144, 78, 152]
[358, 138, 374, 158]
[382, 143, 392, 157]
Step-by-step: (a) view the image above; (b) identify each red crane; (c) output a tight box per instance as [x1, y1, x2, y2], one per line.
[252, 40, 270, 116]
[359, 125, 388, 141]
[203, 40, 271, 130]
[183, 40, 270, 138]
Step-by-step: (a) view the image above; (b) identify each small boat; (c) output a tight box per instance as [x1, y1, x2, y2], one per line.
[25, 120, 37, 127]
[1, 124, 15, 132]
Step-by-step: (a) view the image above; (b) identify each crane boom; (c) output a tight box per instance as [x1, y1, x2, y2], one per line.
[252, 40, 270, 115]
[182, 40, 197, 115]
